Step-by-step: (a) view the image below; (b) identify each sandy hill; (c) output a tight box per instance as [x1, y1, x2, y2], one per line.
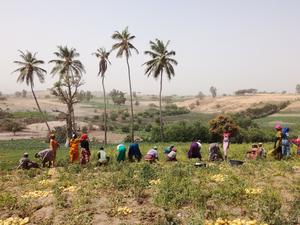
[176, 94, 300, 114]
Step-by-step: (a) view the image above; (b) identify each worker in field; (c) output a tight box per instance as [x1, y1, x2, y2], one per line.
[208, 143, 223, 161]
[128, 141, 142, 162]
[258, 143, 266, 159]
[144, 146, 159, 163]
[17, 152, 39, 169]
[49, 134, 59, 166]
[80, 134, 90, 163]
[166, 147, 177, 161]
[281, 127, 291, 158]
[246, 144, 259, 160]
[163, 145, 175, 155]
[271, 124, 283, 160]
[222, 131, 230, 160]
[291, 136, 300, 158]
[35, 149, 54, 168]
[188, 140, 202, 160]
[117, 143, 126, 162]
[69, 133, 80, 163]
[97, 147, 110, 166]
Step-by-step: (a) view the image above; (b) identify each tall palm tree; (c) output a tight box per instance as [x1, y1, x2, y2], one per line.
[49, 46, 85, 135]
[111, 27, 138, 142]
[93, 48, 111, 144]
[143, 39, 178, 141]
[13, 50, 51, 132]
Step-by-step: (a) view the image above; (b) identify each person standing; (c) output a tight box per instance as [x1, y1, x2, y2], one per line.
[69, 133, 80, 163]
[80, 134, 90, 163]
[273, 124, 283, 160]
[222, 131, 230, 160]
[49, 134, 59, 166]
[282, 127, 291, 158]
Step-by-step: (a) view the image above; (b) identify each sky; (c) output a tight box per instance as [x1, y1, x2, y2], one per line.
[1, 0, 300, 96]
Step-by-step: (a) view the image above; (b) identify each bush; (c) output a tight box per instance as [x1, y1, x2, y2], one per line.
[93, 115, 100, 120]
[209, 115, 239, 142]
[110, 111, 118, 121]
[163, 104, 190, 116]
[0, 119, 24, 133]
[137, 117, 142, 124]
[53, 126, 67, 143]
[121, 126, 130, 133]
[81, 126, 88, 134]
[236, 101, 290, 119]
[144, 123, 152, 132]
[150, 121, 209, 142]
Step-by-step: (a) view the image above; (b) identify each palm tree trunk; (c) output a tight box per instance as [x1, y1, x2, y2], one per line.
[159, 71, 164, 141]
[30, 83, 51, 133]
[126, 56, 134, 142]
[102, 75, 107, 145]
[67, 73, 76, 133]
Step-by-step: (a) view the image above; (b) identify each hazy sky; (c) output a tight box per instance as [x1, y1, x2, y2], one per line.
[1, 0, 300, 95]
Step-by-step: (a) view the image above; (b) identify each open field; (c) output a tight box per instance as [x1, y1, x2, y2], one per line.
[0, 140, 299, 225]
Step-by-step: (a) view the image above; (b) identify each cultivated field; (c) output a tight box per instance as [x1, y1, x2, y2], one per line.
[0, 140, 299, 225]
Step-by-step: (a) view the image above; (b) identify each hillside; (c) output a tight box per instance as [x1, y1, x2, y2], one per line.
[176, 94, 300, 114]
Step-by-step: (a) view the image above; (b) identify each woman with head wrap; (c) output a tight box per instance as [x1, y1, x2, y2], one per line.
[80, 134, 90, 163]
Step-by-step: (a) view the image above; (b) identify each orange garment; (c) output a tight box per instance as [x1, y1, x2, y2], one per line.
[69, 138, 80, 162]
[50, 139, 59, 160]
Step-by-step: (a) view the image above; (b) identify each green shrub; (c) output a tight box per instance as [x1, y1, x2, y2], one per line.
[110, 111, 118, 121]
[150, 121, 209, 142]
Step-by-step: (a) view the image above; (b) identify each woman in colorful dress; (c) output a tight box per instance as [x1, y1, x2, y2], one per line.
[69, 133, 80, 163]
[80, 134, 90, 163]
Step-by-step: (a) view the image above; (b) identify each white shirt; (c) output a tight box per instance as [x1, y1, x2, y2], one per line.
[167, 151, 176, 159]
[98, 150, 107, 162]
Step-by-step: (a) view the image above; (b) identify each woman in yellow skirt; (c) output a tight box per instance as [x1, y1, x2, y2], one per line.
[69, 133, 80, 162]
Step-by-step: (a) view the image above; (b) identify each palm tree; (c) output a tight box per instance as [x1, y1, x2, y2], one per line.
[111, 27, 138, 142]
[49, 46, 85, 135]
[13, 50, 51, 133]
[143, 39, 178, 141]
[93, 48, 111, 144]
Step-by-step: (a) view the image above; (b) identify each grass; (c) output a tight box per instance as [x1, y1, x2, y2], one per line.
[0, 140, 299, 225]
[11, 111, 55, 120]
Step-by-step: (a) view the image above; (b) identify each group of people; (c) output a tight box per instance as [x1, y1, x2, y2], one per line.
[272, 124, 300, 160]
[17, 125, 300, 169]
[18, 133, 90, 169]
